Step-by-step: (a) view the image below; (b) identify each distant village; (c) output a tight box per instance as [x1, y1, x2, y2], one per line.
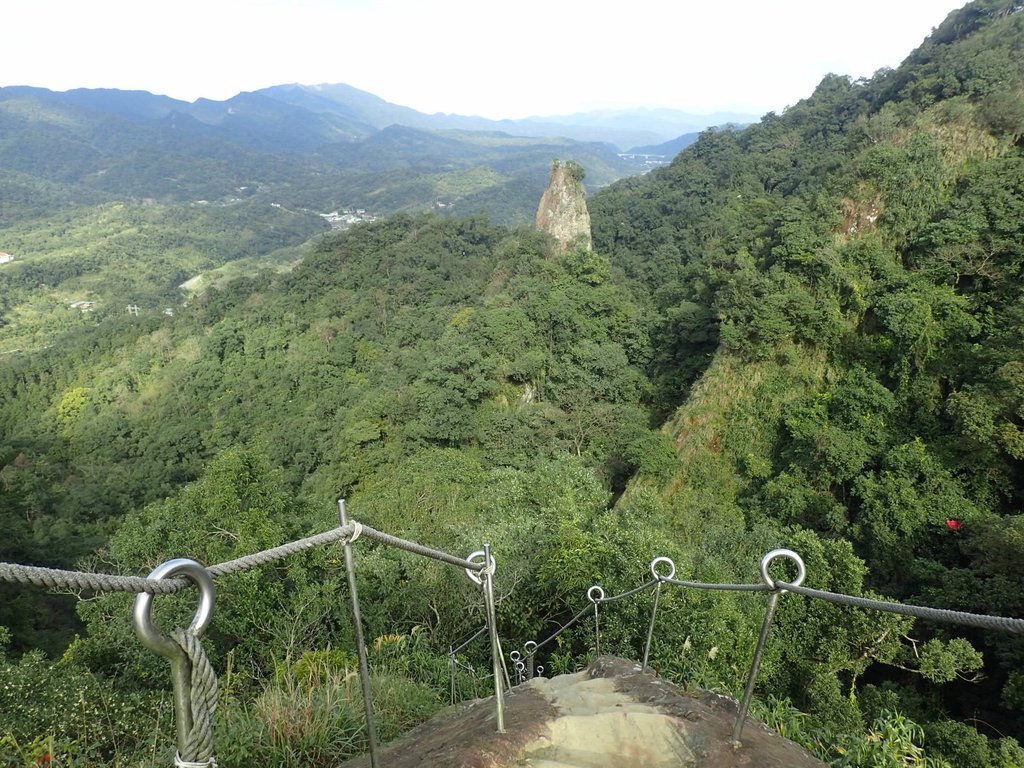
[67, 301, 177, 316]
[616, 152, 669, 173]
[319, 208, 378, 230]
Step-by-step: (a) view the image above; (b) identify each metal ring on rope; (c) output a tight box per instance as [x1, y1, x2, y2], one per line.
[133, 559, 216, 658]
[587, 585, 606, 604]
[524, 640, 537, 655]
[649, 556, 677, 581]
[759, 549, 806, 593]
[465, 549, 497, 586]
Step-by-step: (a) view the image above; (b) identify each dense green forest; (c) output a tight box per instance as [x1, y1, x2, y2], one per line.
[0, 84, 641, 356]
[3, 2, 1024, 766]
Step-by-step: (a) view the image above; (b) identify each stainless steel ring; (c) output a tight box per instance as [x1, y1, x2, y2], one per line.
[465, 549, 496, 585]
[650, 556, 677, 581]
[132, 558, 215, 659]
[759, 549, 806, 592]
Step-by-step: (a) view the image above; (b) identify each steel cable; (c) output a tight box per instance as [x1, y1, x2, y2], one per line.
[776, 580, 1024, 634]
[356, 525, 485, 571]
[661, 576, 772, 592]
[593, 578, 659, 604]
[450, 626, 488, 656]
[529, 604, 592, 654]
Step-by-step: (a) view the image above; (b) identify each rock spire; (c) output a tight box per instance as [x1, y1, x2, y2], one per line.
[535, 159, 592, 252]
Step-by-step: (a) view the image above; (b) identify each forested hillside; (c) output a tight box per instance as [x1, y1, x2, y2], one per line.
[0, 84, 640, 355]
[592, 1, 1024, 763]
[0, 212, 679, 766]
[2, 2, 1024, 766]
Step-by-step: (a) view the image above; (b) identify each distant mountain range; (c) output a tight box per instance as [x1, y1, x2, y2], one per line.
[1, 81, 754, 156]
[0, 82, 753, 229]
[257, 83, 756, 150]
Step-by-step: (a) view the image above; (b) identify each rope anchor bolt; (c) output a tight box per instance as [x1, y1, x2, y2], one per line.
[132, 558, 217, 766]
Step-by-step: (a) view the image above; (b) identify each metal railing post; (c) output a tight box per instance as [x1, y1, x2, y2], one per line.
[731, 549, 806, 747]
[464, 545, 505, 730]
[525, 640, 537, 679]
[643, 557, 675, 672]
[480, 544, 505, 732]
[339, 499, 379, 768]
[587, 586, 605, 657]
[133, 558, 217, 766]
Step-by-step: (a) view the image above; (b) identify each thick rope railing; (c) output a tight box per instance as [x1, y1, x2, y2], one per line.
[0, 507, 497, 768]
[0, 521, 482, 596]
[0, 523, 363, 595]
[0, 560, 192, 595]
[7, 521, 1024, 761]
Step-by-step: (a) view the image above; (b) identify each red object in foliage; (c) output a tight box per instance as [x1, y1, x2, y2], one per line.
[37, 755, 52, 765]
[946, 519, 963, 531]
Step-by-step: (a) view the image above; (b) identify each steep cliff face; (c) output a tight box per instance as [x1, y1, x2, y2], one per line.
[535, 160, 593, 251]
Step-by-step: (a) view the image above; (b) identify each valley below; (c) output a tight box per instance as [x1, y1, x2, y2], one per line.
[3, 5, 1024, 765]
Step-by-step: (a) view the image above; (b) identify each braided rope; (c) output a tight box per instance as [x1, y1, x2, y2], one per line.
[207, 524, 357, 578]
[0, 521, 483, 596]
[777, 581, 1024, 634]
[0, 523, 363, 595]
[170, 629, 219, 764]
[0, 561, 190, 594]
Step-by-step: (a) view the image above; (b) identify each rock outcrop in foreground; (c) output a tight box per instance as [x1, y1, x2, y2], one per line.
[341, 656, 825, 767]
[535, 159, 592, 252]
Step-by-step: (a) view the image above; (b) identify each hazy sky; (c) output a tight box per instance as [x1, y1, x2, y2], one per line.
[5, 0, 965, 119]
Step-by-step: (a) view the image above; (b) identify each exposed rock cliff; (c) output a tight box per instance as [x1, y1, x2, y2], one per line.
[341, 656, 826, 767]
[535, 160, 592, 252]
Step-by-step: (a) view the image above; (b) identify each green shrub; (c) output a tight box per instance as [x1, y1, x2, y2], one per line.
[217, 634, 451, 767]
[0, 651, 170, 767]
